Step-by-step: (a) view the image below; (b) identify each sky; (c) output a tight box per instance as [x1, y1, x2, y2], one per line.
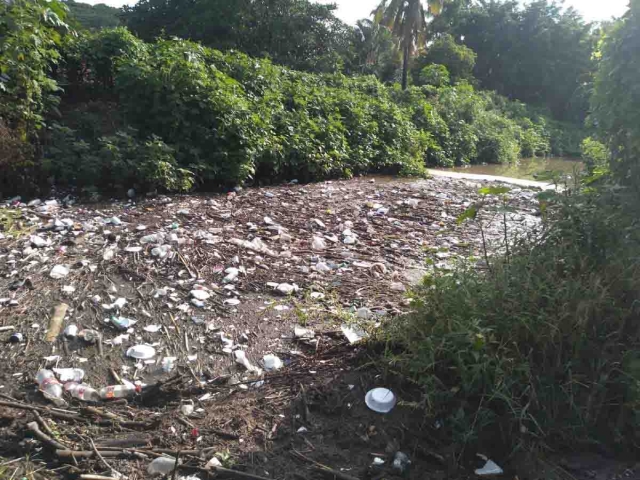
[82, 0, 630, 23]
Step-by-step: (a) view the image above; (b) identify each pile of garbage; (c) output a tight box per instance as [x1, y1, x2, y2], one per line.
[0, 176, 540, 479]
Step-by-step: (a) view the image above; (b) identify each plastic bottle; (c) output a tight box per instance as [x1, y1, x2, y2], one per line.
[35, 369, 63, 401]
[64, 382, 100, 402]
[99, 384, 140, 400]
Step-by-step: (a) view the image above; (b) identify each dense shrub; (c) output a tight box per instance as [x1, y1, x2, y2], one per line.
[43, 125, 193, 194]
[0, 21, 585, 196]
[385, 186, 640, 451]
[591, 0, 640, 183]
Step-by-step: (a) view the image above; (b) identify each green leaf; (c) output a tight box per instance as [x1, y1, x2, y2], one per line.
[457, 204, 478, 224]
[478, 186, 511, 196]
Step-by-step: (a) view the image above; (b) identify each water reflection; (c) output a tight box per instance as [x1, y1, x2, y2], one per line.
[439, 157, 583, 181]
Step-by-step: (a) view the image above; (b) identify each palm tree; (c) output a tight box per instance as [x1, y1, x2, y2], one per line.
[373, 0, 444, 90]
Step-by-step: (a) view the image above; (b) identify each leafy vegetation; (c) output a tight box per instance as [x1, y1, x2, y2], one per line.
[381, 0, 640, 458]
[0, 0, 593, 198]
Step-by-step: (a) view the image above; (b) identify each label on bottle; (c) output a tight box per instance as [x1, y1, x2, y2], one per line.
[104, 386, 115, 399]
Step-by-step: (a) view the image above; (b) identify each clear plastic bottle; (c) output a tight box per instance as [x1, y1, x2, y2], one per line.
[35, 369, 63, 401]
[64, 382, 100, 402]
[99, 384, 140, 400]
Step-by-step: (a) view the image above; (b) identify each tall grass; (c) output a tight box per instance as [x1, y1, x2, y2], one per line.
[383, 184, 640, 454]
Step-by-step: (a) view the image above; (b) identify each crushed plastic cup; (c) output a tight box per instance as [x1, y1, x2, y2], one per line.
[365, 388, 397, 413]
[126, 344, 156, 360]
[147, 456, 179, 476]
[263, 354, 283, 371]
[50, 265, 69, 279]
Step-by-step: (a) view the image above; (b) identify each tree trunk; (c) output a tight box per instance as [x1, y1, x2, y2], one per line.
[401, 43, 410, 90]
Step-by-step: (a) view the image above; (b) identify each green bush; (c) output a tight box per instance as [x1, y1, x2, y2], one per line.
[581, 137, 610, 173]
[44, 125, 193, 194]
[418, 64, 450, 87]
[384, 186, 640, 451]
[591, 0, 640, 182]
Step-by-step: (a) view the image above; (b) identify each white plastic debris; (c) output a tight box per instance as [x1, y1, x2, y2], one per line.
[275, 283, 299, 295]
[140, 233, 164, 245]
[392, 451, 411, 473]
[148, 456, 180, 476]
[205, 456, 222, 470]
[311, 236, 326, 250]
[144, 325, 162, 333]
[373, 457, 385, 466]
[365, 388, 397, 413]
[341, 324, 368, 344]
[356, 307, 372, 319]
[125, 246, 143, 253]
[103, 297, 127, 311]
[263, 354, 283, 371]
[190, 289, 211, 301]
[223, 267, 239, 283]
[62, 285, 76, 294]
[64, 324, 78, 337]
[264, 216, 275, 225]
[126, 345, 156, 360]
[110, 316, 137, 330]
[180, 403, 194, 416]
[343, 235, 357, 245]
[233, 350, 261, 374]
[314, 262, 331, 273]
[50, 265, 69, 279]
[103, 247, 116, 261]
[475, 455, 504, 477]
[312, 218, 326, 229]
[223, 298, 241, 306]
[310, 292, 325, 300]
[294, 327, 315, 339]
[30, 235, 48, 248]
[151, 245, 171, 258]
[53, 368, 85, 383]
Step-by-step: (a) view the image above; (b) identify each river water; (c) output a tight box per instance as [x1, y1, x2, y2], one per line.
[437, 157, 583, 181]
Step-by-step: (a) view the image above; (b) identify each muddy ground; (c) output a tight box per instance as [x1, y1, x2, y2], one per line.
[0, 175, 636, 480]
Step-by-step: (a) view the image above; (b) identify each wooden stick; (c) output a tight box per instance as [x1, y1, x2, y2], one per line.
[27, 421, 68, 450]
[291, 450, 360, 480]
[80, 476, 120, 480]
[181, 464, 276, 480]
[32, 411, 56, 439]
[90, 438, 123, 480]
[46, 303, 69, 342]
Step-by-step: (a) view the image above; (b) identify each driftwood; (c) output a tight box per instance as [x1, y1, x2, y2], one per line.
[27, 421, 68, 450]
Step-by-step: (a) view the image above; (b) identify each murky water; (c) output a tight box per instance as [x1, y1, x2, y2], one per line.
[439, 157, 583, 181]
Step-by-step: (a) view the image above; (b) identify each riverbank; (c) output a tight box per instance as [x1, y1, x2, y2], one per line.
[0, 176, 555, 479]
